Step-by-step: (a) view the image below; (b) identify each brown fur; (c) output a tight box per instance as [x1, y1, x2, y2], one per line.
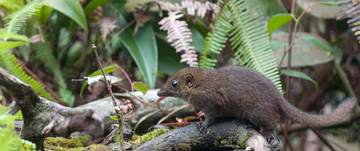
[157, 66, 357, 140]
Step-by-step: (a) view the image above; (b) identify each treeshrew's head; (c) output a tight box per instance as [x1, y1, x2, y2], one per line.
[157, 67, 202, 99]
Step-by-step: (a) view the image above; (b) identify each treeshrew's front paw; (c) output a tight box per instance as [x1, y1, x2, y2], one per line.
[197, 122, 208, 133]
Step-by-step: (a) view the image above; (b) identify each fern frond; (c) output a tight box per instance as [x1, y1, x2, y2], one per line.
[228, 0, 282, 92]
[0, 114, 36, 150]
[33, 42, 67, 89]
[199, 3, 232, 69]
[159, 10, 198, 67]
[337, 0, 360, 44]
[0, 49, 53, 101]
[157, 0, 219, 18]
[4, 0, 43, 34]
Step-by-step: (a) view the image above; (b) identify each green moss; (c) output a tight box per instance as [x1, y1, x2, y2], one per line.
[129, 128, 170, 149]
[240, 133, 254, 147]
[187, 139, 200, 144]
[44, 135, 92, 150]
[44, 144, 107, 151]
[0, 104, 23, 120]
[177, 143, 189, 150]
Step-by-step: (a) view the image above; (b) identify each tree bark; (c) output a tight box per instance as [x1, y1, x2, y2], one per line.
[134, 117, 271, 151]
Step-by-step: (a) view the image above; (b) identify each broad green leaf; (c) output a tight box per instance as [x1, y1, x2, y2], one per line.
[189, 27, 205, 52]
[281, 69, 318, 91]
[80, 64, 121, 96]
[297, 0, 344, 19]
[268, 13, 293, 37]
[270, 40, 288, 50]
[35, 5, 52, 25]
[117, 16, 158, 89]
[133, 82, 148, 95]
[272, 32, 334, 67]
[157, 36, 188, 75]
[302, 34, 342, 63]
[84, 0, 111, 15]
[0, 41, 25, 50]
[319, 0, 347, 6]
[44, 0, 88, 32]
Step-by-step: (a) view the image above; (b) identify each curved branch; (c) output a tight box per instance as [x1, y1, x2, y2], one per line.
[134, 117, 271, 151]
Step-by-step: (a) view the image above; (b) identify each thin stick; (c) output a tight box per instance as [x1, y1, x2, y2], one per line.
[116, 85, 157, 108]
[92, 44, 124, 151]
[278, 120, 294, 151]
[16, 59, 66, 106]
[334, 61, 356, 97]
[311, 128, 336, 151]
[284, 1, 297, 150]
[117, 66, 134, 92]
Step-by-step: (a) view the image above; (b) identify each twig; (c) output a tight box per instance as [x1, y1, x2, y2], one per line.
[117, 65, 134, 92]
[333, 61, 356, 97]
[283, 1, 297, 150]
[278, 120, 293, 151]
[16, 59, 66, 106]
[106, 19, 136, 50]
[92, 44, 124, 151]
[116, 85, 157, 108]
[278, 41, 295, 71]
[35, 20, 45, 43]
[311, 128, 336, 151]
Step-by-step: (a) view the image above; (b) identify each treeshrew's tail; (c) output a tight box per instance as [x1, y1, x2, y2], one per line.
[280, 98, 357, 127]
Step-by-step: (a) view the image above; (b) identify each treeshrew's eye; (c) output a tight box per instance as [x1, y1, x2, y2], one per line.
[172, 80, 178, 88]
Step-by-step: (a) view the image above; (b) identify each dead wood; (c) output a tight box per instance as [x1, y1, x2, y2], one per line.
[0, 68, 104, 150]
[134, 117, 271, 151]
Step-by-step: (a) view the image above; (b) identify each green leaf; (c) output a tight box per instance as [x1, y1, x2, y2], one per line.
[117, 16, 158, 89]
[272, 32, 334, 67]
[110, 115, 119, 121]
[157, 36, 188, 75]
[302, 34, 342, 63]
[297, 0, 344, 19]
[0, 50, 54, 101]
[267, 13, 293, 37]
[270, 40, 288, 50]
[35, 5, 52, 25]
[0, 41, 25, 50]
[59, 88, 75, 107]
[4, 0, 43, 34]
[80, 64, 120, 96]
[228, 0, 283, 92]
[0, 95, 2, 101]
[319, 0, 347, 6]
[33, 42, 67, 89]
[44, 0, 88, 32]
[157, 104, 190, 125]
[0, 30, 29, 43]
[281, 69, 318, 91]
[84, 0, 111, 15]
[133, 82, 148, 95]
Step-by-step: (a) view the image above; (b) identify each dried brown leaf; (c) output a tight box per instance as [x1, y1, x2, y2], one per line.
[98, 16, 119, 42]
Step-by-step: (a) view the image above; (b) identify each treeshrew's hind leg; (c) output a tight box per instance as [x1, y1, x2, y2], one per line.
[261, 127, 280, 148]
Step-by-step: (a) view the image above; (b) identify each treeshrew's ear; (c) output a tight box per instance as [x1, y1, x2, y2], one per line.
[185, 74, 194, 88]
